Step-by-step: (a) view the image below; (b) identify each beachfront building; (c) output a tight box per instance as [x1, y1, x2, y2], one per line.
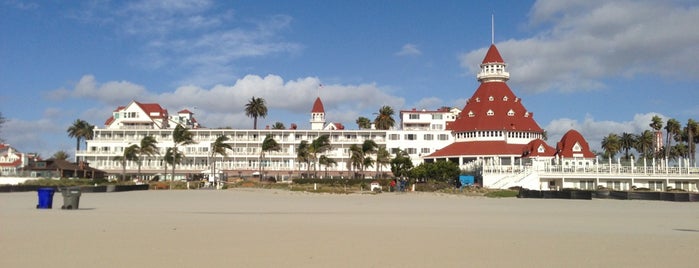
[0, 144, 29, 176]
[77, 97, 455, 181]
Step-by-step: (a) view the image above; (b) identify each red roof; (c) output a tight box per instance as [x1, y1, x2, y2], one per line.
[428, 141, 526, 158]
[447, 82, 542, 132]
[311, 97, 325, 113]
[522, 139, 556, 157]
[482, 44, 504, 64]
[135, 102, 167, 118]
[178, 109, 193, 114]
[556, 130, 596, 158]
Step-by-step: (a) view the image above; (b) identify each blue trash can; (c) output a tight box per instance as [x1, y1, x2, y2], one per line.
[37, 188, 55, 209]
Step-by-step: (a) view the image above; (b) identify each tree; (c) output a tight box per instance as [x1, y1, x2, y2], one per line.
[318, 155, 337, 178]
[271, 122, 286, 130]
[52, 150, 70, 161]
[210, 135, 232, 181]
[170, 125, 195, 181]
[684, 119, 699, 165]
[356, 117, 371, 129]
[634, 130, 655, 160]
[260, 135, 281, 180]
[113, 144, 139, 181]
[296, 141, 310, 177]
[410, 161, 459, 183]
[620, 132, 636, 161]
[390, 149, 413, 179]
[373, 106, 395, 130]
[600, 133, 621, 159]
[67, 119, 94, 156]
[665, 118, 682, 159]
[244, 96, 268, 130]
[348, 144, 363, 178]
[649, 115, 664, 153]
[308, 135, 331, 178]
[348, 140, 377, 178]
[135, 136, 159, 180]
[164, 147, 183, 183]
[375, 146, 391, 178]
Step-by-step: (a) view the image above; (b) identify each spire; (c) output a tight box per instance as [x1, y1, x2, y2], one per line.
[491, 13, 495, 45]
[310, 97, 326, 130]
[476, 44, 509, 83]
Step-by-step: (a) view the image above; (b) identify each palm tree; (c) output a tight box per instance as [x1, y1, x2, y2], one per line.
[52, 150, 70, 161]
[170, 125, 195, 181]
[649, 115, 664, 153]
[271, 122, 286, 129]
[318, 155, 337, 178]
[349, 144, 363, 178]
[373, 106, 395, 130]
[296, 141, 310, 177]
[135, 136, 159, 180]
[375, 146, 391, 178]
[620, 132, 636, 161]
[356, 117, 371, 129]
[390, 149, 413, 180]
[164, 147, 183, 183]
[67, 119, 94, 160]
[635, 130, 655, 160]
[361, 140, 378, 178]
[260, 135, 281, 180]
[665, 118, 681, 159]
[308, 135, 331, 178]
[210, 135, 232, 181]
[244, 96, 268, 130]
[600, 133, 621, 160]
[684, 119, 699, 165]
[113, 144, 139, 181]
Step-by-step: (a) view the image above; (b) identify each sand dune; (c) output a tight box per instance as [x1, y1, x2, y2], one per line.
[1, 189, 698, 267]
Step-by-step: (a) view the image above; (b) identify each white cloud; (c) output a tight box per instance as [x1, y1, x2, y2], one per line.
[396, 43, 422, 56]
[47, 75, 148, 106]
[460, 1, 699, 93]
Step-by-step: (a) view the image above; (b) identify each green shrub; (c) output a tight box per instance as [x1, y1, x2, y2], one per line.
[484, 190, 518, 198]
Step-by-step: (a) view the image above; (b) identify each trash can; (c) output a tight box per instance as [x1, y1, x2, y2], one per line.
[36, 188, 55, 209]
[61, 187, 82, 210]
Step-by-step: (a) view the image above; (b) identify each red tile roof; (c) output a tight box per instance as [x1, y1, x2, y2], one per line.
[522, 139, 556, 157]
[135, 101, 167, 118]
[556, 130, 596, 158]
[428, 141, 526, 158]
[311, 97, 325, 113]
[482, 44, 504, 63]
[447, 82, 542, 132]
[178, 109, 193, 114]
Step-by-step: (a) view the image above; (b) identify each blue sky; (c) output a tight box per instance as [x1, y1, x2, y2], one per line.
[1, 0, 698, 158]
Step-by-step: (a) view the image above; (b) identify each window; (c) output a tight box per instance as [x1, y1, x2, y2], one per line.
[409, 114, 419, 119]
[537, 145, 545, 153]
[507, 109, 515, 116]
[404, 134, 417, 140]
[573, 142, 582, 152]
[406, 148, 417, 154]
[487, 109, 494, 116]
[432, 114, 443, 120]
[389, 134, 400, 140]
[579, 180, 595, 190]
[468, 111, 475, 117]
[431, 124, 443, 130]
[488, 96, 494, 101]
[438, 134, 449, 140]
[503, 96, 508, 101]
[648, 181, 664, 191]
[424, 134, 434, 140]
[421, 148, 431, 154]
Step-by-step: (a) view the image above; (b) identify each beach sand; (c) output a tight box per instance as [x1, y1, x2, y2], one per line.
[1, 189, 698, 267]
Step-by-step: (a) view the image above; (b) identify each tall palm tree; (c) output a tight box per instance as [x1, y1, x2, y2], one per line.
[373, 106, 395, 130]
[375, 146, 391, 178]
[67, 119, 94, 160]
[390, 149, 413, 180]
[210, 135, 232, 181]
[318, 155, 337, 178]
[649, 115, 664, 154]
[170, 125, 195, 181]
[684, 119, 698, 165]
[600, 133, 621, 160]
[296, 140, 310, 177]
[620, 132, 636, 161]
[135, 136, 159, 180]
[349, 144, 364, 178]
[308, 134, 331, 178]
[164, 147, 183, 183]
[665, 118, 682, 159]
[260, 135, 281, 180]
[244, 96, 268, 130]
[361, 140, 378, 178]
[113, 144, 139, 181]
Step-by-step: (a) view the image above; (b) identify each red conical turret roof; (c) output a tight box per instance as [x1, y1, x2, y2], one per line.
[311, 97, 325, 113]
[482, 44, 504, 63]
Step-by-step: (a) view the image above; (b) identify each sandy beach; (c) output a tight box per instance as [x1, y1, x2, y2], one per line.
[1, 189, 698, 267]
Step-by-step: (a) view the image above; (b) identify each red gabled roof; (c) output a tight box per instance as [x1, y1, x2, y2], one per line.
[482, 44, 504, 63]
[135, 101, 167, 119]
[428, 141, 526, 158]
[311, 97, 325, 113]
[522, 139, 556, 157]
[447, 82, 542, 132]
[178, 109, 193, 114]
[556, 130, 596, 158]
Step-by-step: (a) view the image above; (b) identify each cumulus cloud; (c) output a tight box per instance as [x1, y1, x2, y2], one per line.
[46, 75, 148, 106]
[460, 1, 699, 93]
[396, 44, 422, 56]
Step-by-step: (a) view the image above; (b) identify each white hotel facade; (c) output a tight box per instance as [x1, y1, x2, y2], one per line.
[77, 43, 699, 191]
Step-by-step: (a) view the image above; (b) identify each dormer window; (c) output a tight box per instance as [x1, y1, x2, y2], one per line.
[488, 96, 494, 101]
[503, 96, 508, 101]
[475, 97, 480, 102]
[524, 112, 529, 117]
[507, 109, 515, 116]
[468, 111, 475, 117]
[487, 109, 494, 116]
[573, 142, 582, 152]
[537, 145, 545, 153]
